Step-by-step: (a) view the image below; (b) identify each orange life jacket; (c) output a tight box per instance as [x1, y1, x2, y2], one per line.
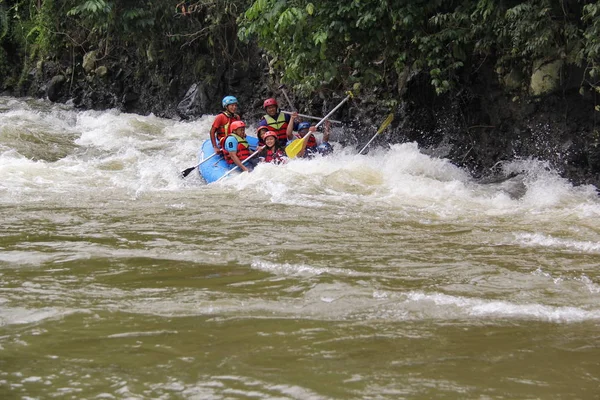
[295, 133, 317, 149]
[215, 112, 240, 142]
[222, 133, 250, 164]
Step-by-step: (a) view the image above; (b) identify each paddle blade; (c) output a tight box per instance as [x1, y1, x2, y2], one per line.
[376, 113, 394, 135]
[285, 138, 305, 158]
[180, 166, 196, 178]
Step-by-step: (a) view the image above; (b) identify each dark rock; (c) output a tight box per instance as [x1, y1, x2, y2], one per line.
[177, 83, 208, 119]
[46, 75, 66, 102]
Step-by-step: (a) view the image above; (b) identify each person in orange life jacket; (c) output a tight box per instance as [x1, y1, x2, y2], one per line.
[257, 131, 287, 165]
[258, 98, 297, 147]
[222, 121, 259, 172]
[293, 119, 332, 158]
[210, 95, 240, 155]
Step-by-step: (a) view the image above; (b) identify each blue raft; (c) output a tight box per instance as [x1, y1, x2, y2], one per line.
[197, 136, 259, 183]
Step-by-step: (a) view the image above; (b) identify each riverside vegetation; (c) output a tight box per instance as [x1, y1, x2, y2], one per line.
[1, 0, 600, 187]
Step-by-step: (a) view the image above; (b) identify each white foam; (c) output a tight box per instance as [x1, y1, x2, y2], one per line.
[0, 306, 77, 326]
[404, 291, 600, 322]
[250, 260, 358, 277]
[2, 97, 600, 221]
[515, 232, 600, 253]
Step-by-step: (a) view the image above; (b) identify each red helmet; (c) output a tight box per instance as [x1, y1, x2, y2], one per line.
[230, 121, 246, 131]
[262, 131, 278, 141]
[257, 126, 268, 134]
[263, 98, 278, 108]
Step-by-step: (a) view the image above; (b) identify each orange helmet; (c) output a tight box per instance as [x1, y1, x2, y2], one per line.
[262, 131, 278, 141]
[263, 98, 278, 108]
[230, 121, 246, 131]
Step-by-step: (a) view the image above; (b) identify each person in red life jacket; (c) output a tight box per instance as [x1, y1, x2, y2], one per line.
[222, 121, 259, 172]
[210, 95, 240, 155]
[293, 120, 332, 158]
[257, 131, 288, 165]
[258, 98, 297, 147]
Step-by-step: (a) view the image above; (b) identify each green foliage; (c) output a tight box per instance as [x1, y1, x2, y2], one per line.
[0, 3, 8, 41]
[240, 0, 600, 95]
[4, 0, 600, 102]
[580, 1, 600, 89]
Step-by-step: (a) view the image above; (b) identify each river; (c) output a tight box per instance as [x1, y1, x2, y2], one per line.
[1, 96, 599, 399]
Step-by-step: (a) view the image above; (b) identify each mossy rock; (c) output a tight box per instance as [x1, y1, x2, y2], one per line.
[530, 60, 563, 96]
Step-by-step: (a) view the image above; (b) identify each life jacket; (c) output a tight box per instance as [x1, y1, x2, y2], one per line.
[215, 112, 240, 142]
[295, 133, 317, 149]
[223, 133, 250, 164]
[264, 148, 286, 164]
[263, 112, 289, 145]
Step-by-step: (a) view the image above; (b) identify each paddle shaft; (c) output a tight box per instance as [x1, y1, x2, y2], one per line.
[279, 85, 295, 110]
[359, 114, 394, 155]
[284, 92, 352, 159]
[359, 135, 379, 155]
[181, 152, 219, 178]
[315, 94, 351, 129]
[215, 146, 263, 182]
[281, 111, 341, 124]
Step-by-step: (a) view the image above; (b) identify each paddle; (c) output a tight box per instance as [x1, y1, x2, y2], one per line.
[281, 111, 342, 124]
[278, 84, 295, 111]
[358, 113, 394, 155]
[180, 152, 219, 178]
[285, 91, 353, 158]
[215, 146, 264, 182]
[285, 132, 313, 159]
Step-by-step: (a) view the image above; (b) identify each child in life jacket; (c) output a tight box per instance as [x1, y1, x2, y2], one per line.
[258, 131, 287, 164]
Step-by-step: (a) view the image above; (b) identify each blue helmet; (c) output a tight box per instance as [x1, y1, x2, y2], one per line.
[222, 96, 238, 108]
[298, 122, 311, 131]
[317, 142, 333, 155]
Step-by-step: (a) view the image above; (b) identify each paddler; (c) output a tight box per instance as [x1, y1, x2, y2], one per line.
[210, 95, 240, 155]
[257, 131, 287, 165]
[258, 98, 296, 147]
[287, 113, 333, 158]
[222, 121, 258, 172]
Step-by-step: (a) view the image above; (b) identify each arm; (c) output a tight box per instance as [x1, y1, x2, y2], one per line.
[209, 126, 220, 154]
[229, 151, 249, 172]
[209, 115, 223, 154]
[286, 111, 298, 141]
[322, 120, 331, 143]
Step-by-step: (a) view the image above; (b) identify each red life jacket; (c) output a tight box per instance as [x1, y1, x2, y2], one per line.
[264, 148, 286, 164]
[223, 133, 250, 164]
[215, 112, 240, 142]
[295, 133, 317, 149]
[263, 113, 289, 144]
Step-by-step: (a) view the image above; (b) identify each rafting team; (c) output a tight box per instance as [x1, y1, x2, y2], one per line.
[209, 95, 333, 172]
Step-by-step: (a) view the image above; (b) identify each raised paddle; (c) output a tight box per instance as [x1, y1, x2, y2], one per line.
[215, 146, 264, 182]
[358, 113, 394, 155]
[281, 111, 342, 124]
[285, 132, 313, 159]
[180, 152, 219, 178]
[278, 84, 295, 111]
[285, 91, 353, 158]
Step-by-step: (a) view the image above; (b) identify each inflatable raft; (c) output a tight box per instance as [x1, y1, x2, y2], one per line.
[197, 136, 259, 183]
